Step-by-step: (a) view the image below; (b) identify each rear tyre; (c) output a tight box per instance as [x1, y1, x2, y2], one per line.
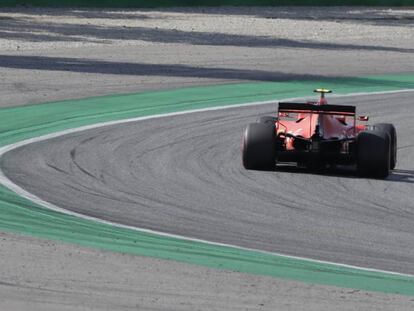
[373, 123, 397, 169]
[242, 123, 276, 170]
[357, 130, 390, 178]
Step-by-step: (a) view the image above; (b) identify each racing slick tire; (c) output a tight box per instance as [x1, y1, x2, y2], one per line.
[258, 116, 278, 125]
[357, 130, 391, 178]
[373, 123, 397, 170]
[242, 123, 276, 170]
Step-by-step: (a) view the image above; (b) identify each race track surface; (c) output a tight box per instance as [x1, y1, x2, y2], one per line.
[1, 7, 414, 309]
[3, 92, 414, 275]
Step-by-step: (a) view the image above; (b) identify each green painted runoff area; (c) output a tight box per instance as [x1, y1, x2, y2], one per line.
[1, 74, 414, 295]
[2, 0, 414, 7]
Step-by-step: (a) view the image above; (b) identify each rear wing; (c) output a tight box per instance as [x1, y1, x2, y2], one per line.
[278, 102, 356, 116]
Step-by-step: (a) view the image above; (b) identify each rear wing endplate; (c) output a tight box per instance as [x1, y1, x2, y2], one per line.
[278, 102, 356, 115]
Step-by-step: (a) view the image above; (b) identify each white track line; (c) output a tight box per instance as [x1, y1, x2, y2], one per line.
[1, 89, 414, 278]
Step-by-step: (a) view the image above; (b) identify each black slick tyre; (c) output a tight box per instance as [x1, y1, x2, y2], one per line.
[373, 123, 397, 169]
[357, 130, 390, 179]
[242, 123, 276, 170]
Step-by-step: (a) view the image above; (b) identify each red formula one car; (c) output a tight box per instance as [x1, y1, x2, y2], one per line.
[242, 89, 397, 178]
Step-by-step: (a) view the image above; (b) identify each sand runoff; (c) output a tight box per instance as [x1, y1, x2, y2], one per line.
[0, 7, 413, 107]
[0, 7, 413, 51]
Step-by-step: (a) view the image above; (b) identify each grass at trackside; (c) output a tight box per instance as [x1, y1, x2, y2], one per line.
[2, 0, 414, 7]
[1, 184, 414, 296]
[0, 74, 414, 295]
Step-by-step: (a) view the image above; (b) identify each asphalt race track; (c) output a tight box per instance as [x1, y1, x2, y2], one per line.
[1, 7, 414, 310]
[3, 92, 414, 275]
